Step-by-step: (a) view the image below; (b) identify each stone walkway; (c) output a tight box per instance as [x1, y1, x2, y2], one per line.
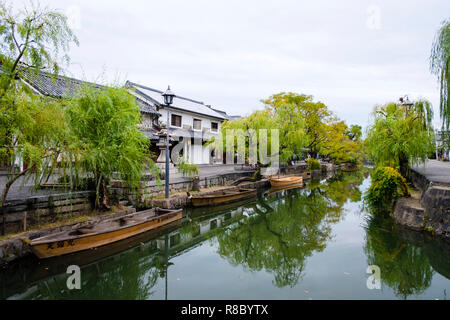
[412, 160, 450, 185]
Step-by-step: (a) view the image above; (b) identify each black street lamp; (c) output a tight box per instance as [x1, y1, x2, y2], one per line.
[400, 95, 413, 111]
[162, 86, 175, 199]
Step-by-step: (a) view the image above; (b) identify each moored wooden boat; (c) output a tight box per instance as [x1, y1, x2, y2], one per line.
[269, 176, 303, 188]
[23, 208, 182, 259]
[190, 188, 257, 207]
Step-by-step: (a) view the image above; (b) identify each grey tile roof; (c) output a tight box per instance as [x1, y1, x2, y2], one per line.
[126, 81, 228, 120]
[18, 69, 160, 116]
[19, 69, 104, 98]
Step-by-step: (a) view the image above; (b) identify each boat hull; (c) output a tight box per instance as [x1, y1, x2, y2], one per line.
[27, 210, 182, 259]
[191, 189, 256, 207]
[269, 176, 303, 188]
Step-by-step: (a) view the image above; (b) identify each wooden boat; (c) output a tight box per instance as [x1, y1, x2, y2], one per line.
[269, 176, 303, 188]
[190, 188, 257, 207]
[23, 208, 183, 259]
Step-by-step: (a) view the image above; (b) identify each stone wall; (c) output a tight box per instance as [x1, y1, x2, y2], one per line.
[394, 170, 450, 239]
[0, 191, 95, 235]
[110, 171, 256, 207]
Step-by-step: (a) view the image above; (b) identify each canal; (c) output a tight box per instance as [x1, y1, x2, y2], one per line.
[1, 169, 449, 300]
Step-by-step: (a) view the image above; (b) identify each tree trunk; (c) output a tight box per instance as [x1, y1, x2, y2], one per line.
[399, 154, 409, 180]
[95, 175, 111, 211]
[1, 168, 31, 235]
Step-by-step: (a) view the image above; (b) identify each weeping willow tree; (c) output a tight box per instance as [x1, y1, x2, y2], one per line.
[208, 105, 307, 170]
[0, 1, 79, 234]
[65, 86, 155, 210]
[430, 20, 450, 132]
[365, 99, 435, 178]
[0, 1, 79, 96]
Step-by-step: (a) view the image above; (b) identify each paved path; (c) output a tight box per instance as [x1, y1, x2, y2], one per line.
[412, 160, 450, 185]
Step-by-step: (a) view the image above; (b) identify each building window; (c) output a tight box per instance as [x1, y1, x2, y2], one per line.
[211, 122, 218, 132]
[171, 114, 182, 127]
[193, 119, 202, 131]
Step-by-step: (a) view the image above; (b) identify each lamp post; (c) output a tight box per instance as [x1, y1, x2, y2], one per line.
[162, 86, 175, 199]
[400, 95, 413, 112]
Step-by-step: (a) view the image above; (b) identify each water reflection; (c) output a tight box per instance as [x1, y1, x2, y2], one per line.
[216, 170, 367, 288]
[364, 214, 450, 299]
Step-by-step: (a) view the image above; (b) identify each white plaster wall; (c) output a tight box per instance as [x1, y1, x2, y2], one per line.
[159, 107, 222, 165]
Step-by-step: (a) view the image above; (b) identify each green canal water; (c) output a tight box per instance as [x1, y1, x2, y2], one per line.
[1, 169, 449, 300]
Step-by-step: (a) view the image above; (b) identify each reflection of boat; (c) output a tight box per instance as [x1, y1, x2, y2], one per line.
[190, 188, 257, 207]
[24, 208, 183, 259]
[267, 183, 304, 195]
[269, 176, 303, 188]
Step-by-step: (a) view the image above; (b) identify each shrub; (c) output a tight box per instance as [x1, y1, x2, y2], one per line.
[307, 158, 321, 171]
[177, 157, 199, 178]
[365, 166, 410, 213]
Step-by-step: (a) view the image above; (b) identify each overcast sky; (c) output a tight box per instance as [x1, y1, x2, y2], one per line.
[11, 0, 450, 129]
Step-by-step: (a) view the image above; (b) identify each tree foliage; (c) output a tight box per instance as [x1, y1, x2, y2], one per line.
[262, 93, 362, 165]
[0, 1, 78, 93]
[321, 120, 362, 165]
[430, 19, 450, 131]
[177, 157, 199, 178]
[209, 105, 306, 166]
[346, 124, 362, 142]
[0, 1, 79, 234]
[263, 93, 331, 159]
[364, 166, 409, 214]
[65, 86, 153, 209]
[365, 99, 434, 178]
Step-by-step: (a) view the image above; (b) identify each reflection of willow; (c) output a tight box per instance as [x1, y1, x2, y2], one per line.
[216, 173, 364, 288]
[324, 169, 366, 205]
[31, 242, 168, 300]
[364, 215, 434, 299]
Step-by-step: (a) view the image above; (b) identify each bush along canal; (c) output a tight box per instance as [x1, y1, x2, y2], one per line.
[1, 168, 449, 300]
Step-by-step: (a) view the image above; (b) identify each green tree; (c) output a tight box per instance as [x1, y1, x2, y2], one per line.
[210, 105, 307, 166]
[263, 93, 332, 159]
[0, 92, 76, 234]
[0, 1, 78, 234]
[430, 19, 450, 132]
[321, 120, 362, 166]
[346, 125, 362, 142]
[65, 86, 155, 210]
[365, 99, 434, 178]
[0, 1, 78, 95]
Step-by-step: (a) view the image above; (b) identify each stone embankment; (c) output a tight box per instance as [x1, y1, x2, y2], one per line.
[394, 165, 450, 239]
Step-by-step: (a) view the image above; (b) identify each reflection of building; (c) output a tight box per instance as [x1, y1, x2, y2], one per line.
[157, 208, 244, 253]
[435, 129, 449, 160]
[126, 81, 231, 165]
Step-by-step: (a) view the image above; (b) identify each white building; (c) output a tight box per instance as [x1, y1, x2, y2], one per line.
[126, 82, 230, 165]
